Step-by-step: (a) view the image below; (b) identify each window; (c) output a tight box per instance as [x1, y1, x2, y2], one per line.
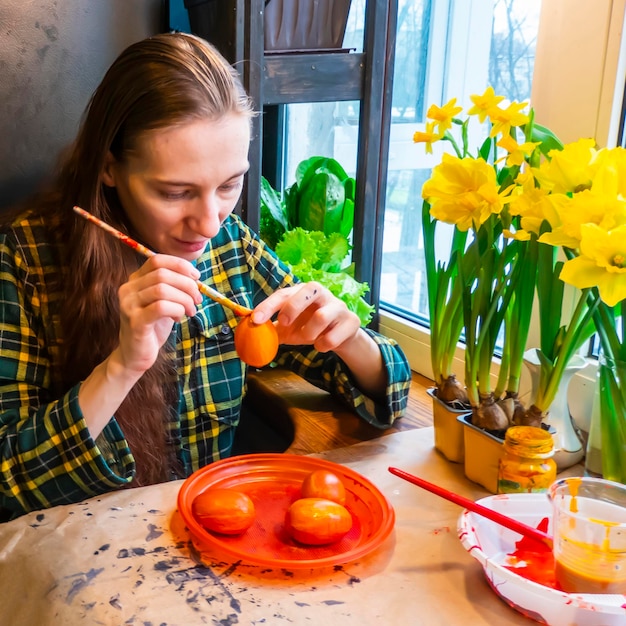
[279, 1, 626, 420]
[378, 0, 626, 388]
[281, 1, 543, 344]
[379, 0, 541, 357]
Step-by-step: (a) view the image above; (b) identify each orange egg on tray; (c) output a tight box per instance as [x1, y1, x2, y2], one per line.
[285, 497, 353, 545]
[192, 488, 256, 535]
[301, 469, 346, 504]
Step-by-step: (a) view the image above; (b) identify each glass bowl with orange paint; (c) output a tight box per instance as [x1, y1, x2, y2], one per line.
[548, 476, 626, 594]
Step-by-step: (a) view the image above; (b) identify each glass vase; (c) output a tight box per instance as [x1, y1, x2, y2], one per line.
[585, 354, 626, 484]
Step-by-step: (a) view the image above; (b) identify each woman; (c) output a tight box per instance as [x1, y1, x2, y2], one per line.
[0, 32, 411, 519]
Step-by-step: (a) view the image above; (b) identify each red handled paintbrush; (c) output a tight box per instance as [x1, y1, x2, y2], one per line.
[388, 466, 553, 550]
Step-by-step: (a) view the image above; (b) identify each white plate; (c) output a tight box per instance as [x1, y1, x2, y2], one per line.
[457, 493, 626, 625]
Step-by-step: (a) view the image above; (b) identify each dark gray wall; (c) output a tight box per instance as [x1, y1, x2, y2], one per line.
[0, 1, 165, 210]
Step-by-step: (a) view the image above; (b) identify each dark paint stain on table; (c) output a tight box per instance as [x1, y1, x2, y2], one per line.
[163, 564, 243, 616]
[221, 560, 243, 578]
[64, 568, 105, 603]
[94, 543, 111, 555]
[146, 523, 163, 541]
[109, 593, 122, 610]
[29, 512, 47, 528]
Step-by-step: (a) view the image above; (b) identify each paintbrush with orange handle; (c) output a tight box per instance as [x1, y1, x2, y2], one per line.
[73, 206, 252, 317]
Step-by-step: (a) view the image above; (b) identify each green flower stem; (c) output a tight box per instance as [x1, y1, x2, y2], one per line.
[621, 300, 625, 361]
[437, 289, 464, 377]
[597, 356, 626, 482]
[463, 227, 519, 407]
[534, 288, 597, 412]
[442, 131, 463, 158]
[594, 302, 620, 362]
[537, 241, 564, 358]
[496, 237, 538, 398]
[562, 248, 622, 363]
[496, 325, 511, 397]
[422, 199, 469, 385]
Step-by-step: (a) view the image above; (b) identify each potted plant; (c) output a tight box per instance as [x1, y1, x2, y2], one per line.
[264, 0, 353, 53]
[259, 156, 374, 327]
[184, 0, 353, 56]
[415, 88, 596, 491]
[533, 142, 626, 485]
[421, 186, 470, 462]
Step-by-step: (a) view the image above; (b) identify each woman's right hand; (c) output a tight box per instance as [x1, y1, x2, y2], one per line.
[79, 254, 202, 439]
[115, 255, 202, 375]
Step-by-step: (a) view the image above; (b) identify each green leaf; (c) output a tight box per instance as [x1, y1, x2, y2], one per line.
[339, 197, 355, 238]
[478, 137, 493, 161]
[260, 177, 288, 229]
[259, 177, 288, 249]
[531, 123, 564, 155]
[344, 176, 356, 201]
[298, 171, 346, 234]
[295, 156, 329, 186]
[318, 232, 351, 270]
[288, 157, 356, 236]
[275, 228, 319, 266]
[284, 182, 300, 230]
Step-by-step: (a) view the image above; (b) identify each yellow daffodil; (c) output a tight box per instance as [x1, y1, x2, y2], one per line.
[418, 88, 626, 480]
[503, 227, 531, 241]
[559, 224, 626, 307]
[539, 190, 626, 249]
[508, 172, 558, 236]
[487, 101, 530, 137]
[497, 134, 540, 167]
[426, 98, 463, 134]
[590, 145, 626, 197]
[413, 121, 443, 154]
[422, 154, 508, 231]
[467, 87, 505, 123]
[532, 138, 597, 193]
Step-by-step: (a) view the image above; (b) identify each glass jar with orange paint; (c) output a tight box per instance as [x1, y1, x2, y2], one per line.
[548, 477, 626, 594]
[497, 425, 557, 494]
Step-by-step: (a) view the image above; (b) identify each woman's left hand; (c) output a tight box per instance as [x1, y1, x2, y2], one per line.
[251, 282, 360, 353]
[251, 282, 387, 397]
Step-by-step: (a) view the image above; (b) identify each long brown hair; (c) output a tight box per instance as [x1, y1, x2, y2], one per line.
[3, 33, 254, 485]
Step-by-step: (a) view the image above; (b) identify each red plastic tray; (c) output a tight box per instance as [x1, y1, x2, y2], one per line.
[177, 453, 395, 568]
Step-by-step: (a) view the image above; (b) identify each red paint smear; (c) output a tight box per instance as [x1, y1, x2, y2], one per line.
[502, 517, 564, 591]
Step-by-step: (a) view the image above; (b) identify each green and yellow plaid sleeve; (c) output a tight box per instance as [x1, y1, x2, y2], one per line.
[0, 228, 133, 519]
[273, 329, 411, 428]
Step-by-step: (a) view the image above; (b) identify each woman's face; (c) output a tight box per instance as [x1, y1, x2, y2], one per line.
[103, 114, 251, 260]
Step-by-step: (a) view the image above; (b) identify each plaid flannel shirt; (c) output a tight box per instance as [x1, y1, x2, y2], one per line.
[0, 212, 411, 518]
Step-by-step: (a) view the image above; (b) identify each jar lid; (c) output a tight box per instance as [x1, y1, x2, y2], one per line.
[503, 425, 555, 458]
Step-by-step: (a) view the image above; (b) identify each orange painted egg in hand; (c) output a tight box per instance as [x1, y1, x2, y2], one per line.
[285, 497, 353, 545]
[301, 469, 346, 505]
[234, 316, 279, 368]
[192, 488, 256, 535]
